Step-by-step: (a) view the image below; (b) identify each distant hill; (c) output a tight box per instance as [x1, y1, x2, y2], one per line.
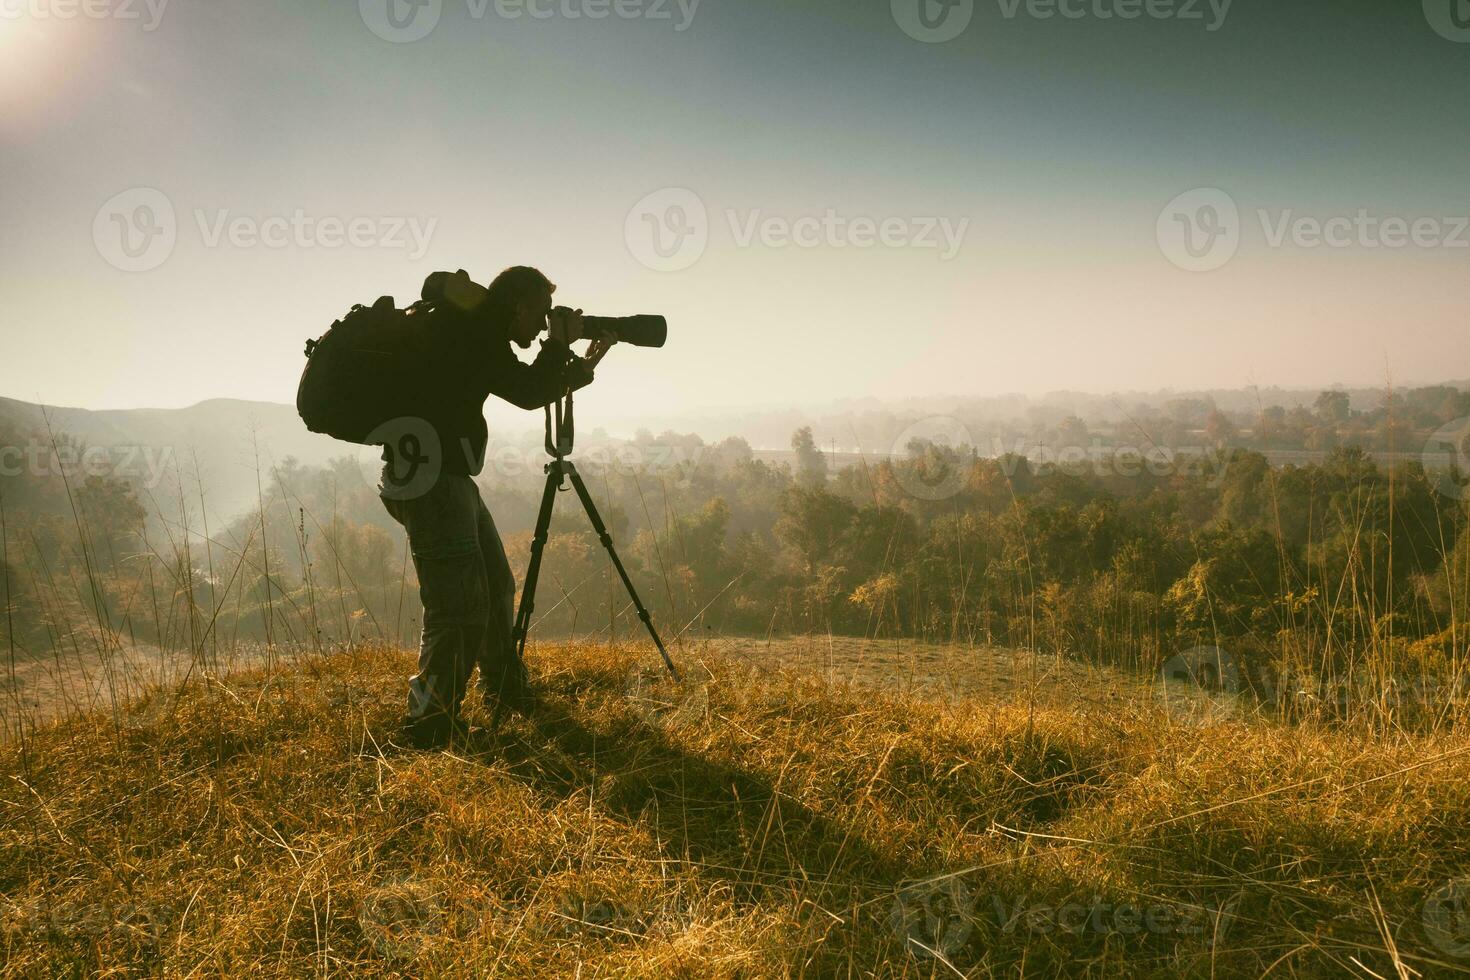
[4, 377, 1466, 523]
[0, 395, 356, 523]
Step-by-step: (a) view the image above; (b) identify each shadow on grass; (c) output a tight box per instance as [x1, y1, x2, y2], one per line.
[490, 699, 905, 911]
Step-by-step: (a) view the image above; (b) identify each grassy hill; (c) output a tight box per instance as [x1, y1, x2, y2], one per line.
[3, 642, 1470, 977]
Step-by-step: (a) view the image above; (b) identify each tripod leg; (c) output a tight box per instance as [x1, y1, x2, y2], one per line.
[563, 463, 681, 682]
[513, 466, 562, 664]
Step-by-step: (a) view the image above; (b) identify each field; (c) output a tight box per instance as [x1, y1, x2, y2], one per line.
[4, 639, 1470, 977]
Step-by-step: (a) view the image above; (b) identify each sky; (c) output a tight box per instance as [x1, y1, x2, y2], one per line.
[1, 0, 1467, 434]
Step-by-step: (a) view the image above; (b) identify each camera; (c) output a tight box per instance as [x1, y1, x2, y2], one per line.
[553, 307, 667, 349]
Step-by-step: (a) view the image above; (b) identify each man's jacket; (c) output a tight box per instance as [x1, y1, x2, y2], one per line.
[378, 273, 593, 479]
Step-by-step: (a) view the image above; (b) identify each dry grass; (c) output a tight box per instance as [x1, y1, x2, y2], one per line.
[3, 641, 1470, 977]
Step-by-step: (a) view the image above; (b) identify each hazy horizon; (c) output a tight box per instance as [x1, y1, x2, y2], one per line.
[5, 0, 1469, 420]
[5, 375, 1465, 421]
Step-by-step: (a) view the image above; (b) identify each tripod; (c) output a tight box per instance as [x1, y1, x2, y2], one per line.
[511, 387, 681, 682]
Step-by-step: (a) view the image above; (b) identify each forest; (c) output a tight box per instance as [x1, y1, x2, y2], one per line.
[3, 383, 1467, 726]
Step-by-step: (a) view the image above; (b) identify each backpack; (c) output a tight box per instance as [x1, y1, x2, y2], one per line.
[297, 271, 492, 445]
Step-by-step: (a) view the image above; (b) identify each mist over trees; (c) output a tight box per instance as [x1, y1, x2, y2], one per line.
[1, 382, 1467, 711]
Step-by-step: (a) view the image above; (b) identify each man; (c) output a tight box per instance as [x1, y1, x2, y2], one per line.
[380, 266, 612, 749]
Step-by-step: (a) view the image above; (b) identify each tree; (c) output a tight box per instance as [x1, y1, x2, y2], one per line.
[1055, 415, 1090, 451]
[791, 426, 827, 488]
[76, 475, 146, 572]
[1204, 410, 1238, 449]
[1314, 390, 1350, 424]
[1256, 405, 1287, 447]
[775, 486, 855, 573]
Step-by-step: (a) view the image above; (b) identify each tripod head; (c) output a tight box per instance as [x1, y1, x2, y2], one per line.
[544, 388, 575, 462]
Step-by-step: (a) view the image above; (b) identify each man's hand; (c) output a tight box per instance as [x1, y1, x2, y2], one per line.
[583, 337, 615, 368]
[547, 306, 584, 344]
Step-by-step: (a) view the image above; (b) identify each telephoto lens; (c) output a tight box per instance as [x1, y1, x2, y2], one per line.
[581, 314, 667, 348]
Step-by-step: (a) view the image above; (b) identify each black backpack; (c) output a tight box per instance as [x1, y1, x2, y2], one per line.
[296, 271, 488, 445]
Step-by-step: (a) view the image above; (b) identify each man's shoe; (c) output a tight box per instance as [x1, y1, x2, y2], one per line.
[397, 713, 472, 750]
[484, 660, 537, 717]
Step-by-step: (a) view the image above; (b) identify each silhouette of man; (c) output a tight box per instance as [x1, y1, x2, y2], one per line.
[380, 266, 611, 748]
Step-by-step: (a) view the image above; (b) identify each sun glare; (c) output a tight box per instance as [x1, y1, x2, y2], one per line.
[0, 13, 75, 122]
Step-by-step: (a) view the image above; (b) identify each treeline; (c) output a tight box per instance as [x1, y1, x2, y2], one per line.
[2, 393, 1468, 713]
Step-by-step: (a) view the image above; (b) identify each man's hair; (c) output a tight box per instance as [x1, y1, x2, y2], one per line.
[485, 266, 555, 321]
